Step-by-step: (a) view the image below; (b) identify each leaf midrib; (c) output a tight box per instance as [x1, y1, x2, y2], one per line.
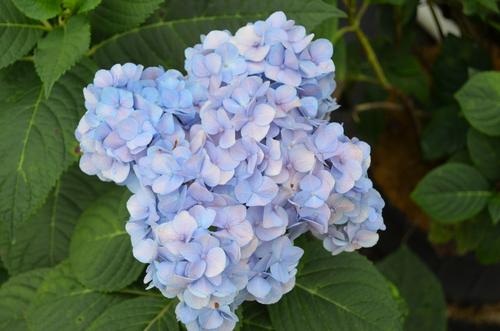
[143, 300, 175, 331]
[11, 86, 44, 229]
[416, 191, 492, 198]
[16, 86, 43, 177]
[48, 180, 61, 265]
[0, 22, 48, 30]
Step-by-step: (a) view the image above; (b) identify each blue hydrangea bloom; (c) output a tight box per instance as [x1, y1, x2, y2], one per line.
[76, 11, 385, 331]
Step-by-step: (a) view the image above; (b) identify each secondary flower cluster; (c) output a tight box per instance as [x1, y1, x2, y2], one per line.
[75, 11, 385, 331]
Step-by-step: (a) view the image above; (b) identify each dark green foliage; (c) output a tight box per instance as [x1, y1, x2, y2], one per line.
[377, 247, 447, 331]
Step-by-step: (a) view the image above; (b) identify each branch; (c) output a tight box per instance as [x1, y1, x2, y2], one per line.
[332, 25, 357, 43]
[354, 26, 392, 90]
[448, 302, 500, 326]
[41, 20, 53, 31]
[354, 101, 403, 113]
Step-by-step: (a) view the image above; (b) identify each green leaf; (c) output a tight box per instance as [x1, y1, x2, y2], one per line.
[0, 60, 95, 229]
[448, 149, 472, 165]
[458, 212, 500, 264]
[463, 0, 499, 17]
[455, 71, 500, 136]
[432, 36, 490, 104]
[311, 0, 339, 40]
[467, 128, 500, 181]
[476, 222, 500, 264]
[451, 210, 500, 264]
[11, 0, 62, 20]
[91, 0, 163, 36]
[428, 222, 454, 244]
[0, 268, 49, 330]
[27, 262, 123, 331]
[383, 52, 429, 103]
[34, 15, 91, 97]
[241, 302, 273, 331]
[1, 165, 112, 275]
[411, 163, 492, 223]
[87, 297, 179, 331]
[268, 240, 404, 331]
[377, 247, 447, 331]
[69, 189, 143, 291]
[63, 0, 102, 13]
[420, 105, 468, 161]
[488, 193, 500, 225]
[91, 0, 345, 69]
[455, 214, 489, 253]
[477, 0, 500, 12]
[0, 0, 44, 69]
[369, 0, 405, 5]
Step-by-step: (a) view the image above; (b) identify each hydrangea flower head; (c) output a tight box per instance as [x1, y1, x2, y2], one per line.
[75, 11, 385, 331]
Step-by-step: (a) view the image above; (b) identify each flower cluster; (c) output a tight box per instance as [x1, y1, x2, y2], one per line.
[75, 11, 385, 331]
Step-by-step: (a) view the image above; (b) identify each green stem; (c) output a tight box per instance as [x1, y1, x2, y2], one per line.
[342, 0, 423, 136]
[355, 0, 370, 22]
[0, 22, 51, 31]
[347, 73, 380, 85]
[118, 288, 163, 298]
[331, 25, 357, 43]
[354, 26, 392, 90]
[41, 20, 52, 31]
[20, 56, 34, 62]
[342, 0, 391, 90]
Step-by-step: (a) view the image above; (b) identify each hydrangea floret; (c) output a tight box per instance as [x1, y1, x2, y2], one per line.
[75, 11, 385, 331]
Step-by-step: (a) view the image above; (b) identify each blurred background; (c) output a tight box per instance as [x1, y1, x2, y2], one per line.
[326, 1, 500, 330]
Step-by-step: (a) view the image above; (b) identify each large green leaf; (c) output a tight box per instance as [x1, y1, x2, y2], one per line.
[377, 247, 447, 331]
[1, 166, 112, 275]
[27, 262, 123, 331]
[488, 193, 500, 225]
[411, 163, 492, 223]
[87, 296, 179, 331]
[268, 240, 404, 331]
[11, 0, 61, 20]
[0, 268, 49, 331]
[467, 128, 500, 181]
[63, 0, 102, 13]
[91, 0, 163, 36]
[91, 0, 345, 69]
[34, 15, 91, 96]
[0, 0, 44, 69]
[69, 189, 143, 291]
[241, 302, 273, 331]
[455, 213, 489, 254]
[0, 60, 94, 228]
[455, 71, 500, 136]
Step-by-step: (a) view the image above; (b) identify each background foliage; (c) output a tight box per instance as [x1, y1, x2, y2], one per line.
[0, 0, 499, 330]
